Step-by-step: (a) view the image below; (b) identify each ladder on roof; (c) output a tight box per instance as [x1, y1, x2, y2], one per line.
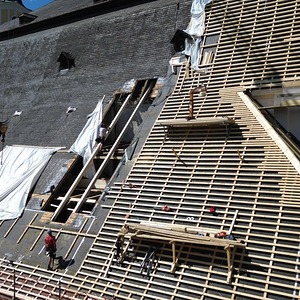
[51, 81, 155, 221]
[50, 93, 132, 221]
[72, 82, 155, 214]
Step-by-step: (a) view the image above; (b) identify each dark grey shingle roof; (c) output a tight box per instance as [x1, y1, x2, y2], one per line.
[0, 0, 181, 149]
[0, 0, 95, 32]
[31, 0, 94, 19]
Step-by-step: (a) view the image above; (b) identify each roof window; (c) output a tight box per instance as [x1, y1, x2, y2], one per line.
[200, 34, 219, 66]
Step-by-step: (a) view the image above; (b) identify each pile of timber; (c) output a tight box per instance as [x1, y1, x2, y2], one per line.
[119, 221, 245, 248]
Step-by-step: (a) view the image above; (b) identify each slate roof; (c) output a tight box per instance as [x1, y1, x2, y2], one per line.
[0, 0, 181, 149]
[0, 0, 158, 36]
[0, 0, 94, 32]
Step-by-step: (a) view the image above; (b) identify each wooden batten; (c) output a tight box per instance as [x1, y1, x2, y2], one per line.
[159, 116, 234, 127]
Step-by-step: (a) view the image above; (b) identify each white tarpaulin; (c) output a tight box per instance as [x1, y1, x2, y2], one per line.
[0, 145, 60, 220]
[183, 0, 213, 69]
[69, 98, 104, 178]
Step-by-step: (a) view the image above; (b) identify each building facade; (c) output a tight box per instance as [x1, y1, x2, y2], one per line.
[0, 0, 29, 25]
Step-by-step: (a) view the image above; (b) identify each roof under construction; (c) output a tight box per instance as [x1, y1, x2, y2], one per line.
[0, 0, 300, 300]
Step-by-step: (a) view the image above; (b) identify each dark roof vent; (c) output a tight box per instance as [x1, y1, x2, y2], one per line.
[19, 13, 37, 25]
[57, 52, 75, 71]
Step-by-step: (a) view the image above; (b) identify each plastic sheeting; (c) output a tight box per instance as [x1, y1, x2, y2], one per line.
[121, 79, 137, 93]
[69, 98, 104, 178]
[183, 0, 213, 69]
[0, 145, 60, 220]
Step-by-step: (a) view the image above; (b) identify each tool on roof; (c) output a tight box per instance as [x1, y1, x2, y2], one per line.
[140, 247, 157, 277]
[162, 205, 171, 212]
[66, 106, 77, 117]
[122, 181, 137, 189]
[209, 206, 216, 213]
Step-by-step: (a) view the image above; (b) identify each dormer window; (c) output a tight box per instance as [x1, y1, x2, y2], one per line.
[19, 13, 37, 25]
[170, 29, 192, 53]
[57, 52, 75, 72]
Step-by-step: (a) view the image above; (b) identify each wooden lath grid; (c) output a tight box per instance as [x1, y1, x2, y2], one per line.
[207, 0, 300, 89]
[107, 63, 294, 297]
[71, 60, 300, 299]
[2, 0, 300, 299]
[0, 258, 100, 300]
[0, 212, 103, 299]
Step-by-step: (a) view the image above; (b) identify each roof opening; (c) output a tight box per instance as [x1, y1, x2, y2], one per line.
[57, 52, 75, 72]
[170, 29, 192, 53]
[43, 78, 158, 224]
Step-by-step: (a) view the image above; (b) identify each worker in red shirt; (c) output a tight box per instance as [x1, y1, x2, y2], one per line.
[45, 229, 57, 270]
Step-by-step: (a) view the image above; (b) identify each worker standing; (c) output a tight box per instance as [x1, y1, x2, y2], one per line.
[95, 123, 107, 144]
[45, 229, 57, 270]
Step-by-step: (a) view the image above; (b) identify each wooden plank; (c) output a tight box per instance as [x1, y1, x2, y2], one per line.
[170, 241, 177, 273]
[159, 116, 234, 127]
[73, 84, 155, 214]
[121, 223, 245, 247]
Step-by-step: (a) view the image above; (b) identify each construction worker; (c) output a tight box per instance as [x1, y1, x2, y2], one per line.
[95, 123, 107, 144]
[45, 229, 57, 270]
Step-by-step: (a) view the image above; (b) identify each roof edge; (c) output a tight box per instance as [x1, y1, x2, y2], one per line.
[238, 91, 300, 175]
[0, 0, 159, 41]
